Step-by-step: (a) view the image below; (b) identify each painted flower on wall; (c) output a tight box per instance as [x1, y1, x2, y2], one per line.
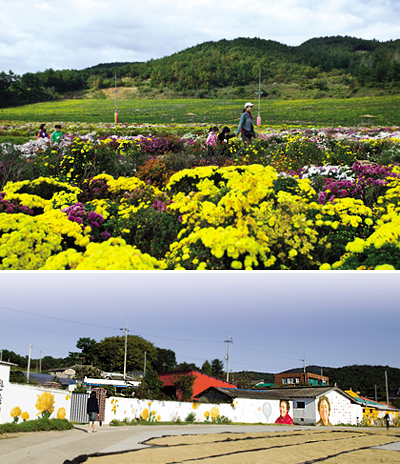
[142, 408, 149, 420]
[57, 407, 66, 419]
[111, 399, 118, 414]
[21, 411, 29, 421]
[10, 406, 22, 423]
[211, 406, 220, 420]
[35, 392, 55, 418]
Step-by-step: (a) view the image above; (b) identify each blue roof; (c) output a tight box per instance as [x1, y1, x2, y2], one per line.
[24, 372, 76, 386]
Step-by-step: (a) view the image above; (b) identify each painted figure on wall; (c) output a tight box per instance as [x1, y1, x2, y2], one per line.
[275, 400, 293, 425]
[316, 395, 332, 426]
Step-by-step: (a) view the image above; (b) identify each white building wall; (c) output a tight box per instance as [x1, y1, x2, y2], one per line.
[103, 397, 284, 425]
[292, 398, 316, 425]
[0, 364, 11, 424]
[0, 364, 365, 428]
[1, 383, 71, 424]
[315, 391, 363, 426]
[0, 364, 71, 424]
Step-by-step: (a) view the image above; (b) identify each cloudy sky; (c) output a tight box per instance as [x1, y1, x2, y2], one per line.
[1, 272, 399, 374]
[1, 0, 400, 75]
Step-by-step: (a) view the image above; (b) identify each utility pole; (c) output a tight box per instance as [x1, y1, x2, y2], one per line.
[39, 351, 42, 373]
[120, 321, 128, 379]
[27, 344, 32, 382]
[225, 334, 233, 382]
[114, 72, 119, 124]
[254, 67, 263, 126]
[144, 351, 147, 377]
[385, 371, 389, 406]
[300, 354, 306, 383]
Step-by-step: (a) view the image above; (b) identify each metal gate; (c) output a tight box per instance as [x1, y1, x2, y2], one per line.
[70, 389, 106, 424]
[70, 393, 89, 423]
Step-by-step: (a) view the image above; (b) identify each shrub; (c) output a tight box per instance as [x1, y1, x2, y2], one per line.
[0, 419, 73, 434]
[185, 412, 196, 423]
[110, 204, 182, 259]
[0, 144, 29, 190]
[110, 419, 122, 426]
[136, 157, 174, 188]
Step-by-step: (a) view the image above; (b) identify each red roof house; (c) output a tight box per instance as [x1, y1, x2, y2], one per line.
[159, 370, 237, 401]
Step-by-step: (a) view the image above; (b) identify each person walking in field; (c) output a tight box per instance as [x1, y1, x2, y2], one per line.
[384, 413, 390, 430]
[236, 102, 255, 144]
[87, 390, 99, 433]
[36, 123, 50, 140]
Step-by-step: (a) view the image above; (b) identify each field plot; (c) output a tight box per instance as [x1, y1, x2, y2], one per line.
[86, 429, 400, 464]
[1, 95, 399, 126]
[1, 123, 400, 270]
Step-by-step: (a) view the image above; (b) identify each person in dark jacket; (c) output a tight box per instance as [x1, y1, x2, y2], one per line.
[87, 390, 99, 433]
[217, 126, 235, 156]
[235, 102, 255, 144]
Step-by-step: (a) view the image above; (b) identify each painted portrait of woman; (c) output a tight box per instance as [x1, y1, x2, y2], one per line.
[275, 400, 293, 425]
[316, 395, 332, 426]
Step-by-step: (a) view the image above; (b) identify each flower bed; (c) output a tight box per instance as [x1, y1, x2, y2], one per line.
[1, 124, 399, 270]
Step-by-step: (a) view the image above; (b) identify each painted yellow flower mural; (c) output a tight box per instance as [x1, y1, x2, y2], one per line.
[211, 406, 220, 420]
[35, 392, 55, 418]
[57, 407, 66, 419]
[10, 406, 22, 423]
[21, 411, 30, 421]
[142, 408, 149, 420]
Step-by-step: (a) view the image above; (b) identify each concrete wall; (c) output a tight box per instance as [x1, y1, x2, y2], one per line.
[0, 363, 71, 424]
[0, 363, 367, 427]
[103, 396, 285, 424]
[292, 398, 316, 425]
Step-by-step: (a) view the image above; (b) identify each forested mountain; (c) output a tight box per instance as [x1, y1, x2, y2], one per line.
[281, 364, 400, 401]
[1, 36, 400, 108]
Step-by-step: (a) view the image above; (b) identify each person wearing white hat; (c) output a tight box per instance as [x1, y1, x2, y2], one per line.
[236, 102, 255, 144]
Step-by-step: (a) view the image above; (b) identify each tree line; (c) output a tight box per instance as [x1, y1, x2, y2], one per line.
[2, 336, 226, 380]
[1, 36, 400, 108]
[3, 338, 399, 402]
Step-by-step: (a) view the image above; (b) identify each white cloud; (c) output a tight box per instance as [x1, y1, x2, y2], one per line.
[0, 0, 399, 73]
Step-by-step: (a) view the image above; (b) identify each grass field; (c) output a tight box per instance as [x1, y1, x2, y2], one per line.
[1, 95, 399, 127]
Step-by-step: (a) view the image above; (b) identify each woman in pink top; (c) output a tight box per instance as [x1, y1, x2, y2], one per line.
[206, 126, 218, 147]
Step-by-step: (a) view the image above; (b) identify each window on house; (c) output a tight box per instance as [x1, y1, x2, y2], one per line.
[296, 401, 305, 409]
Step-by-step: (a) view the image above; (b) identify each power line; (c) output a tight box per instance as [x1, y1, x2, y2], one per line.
[0, 305, 120, 331]
[1, 304, 302, 364]
[0, 304, 223, 344]
[233, 342, 299, 361]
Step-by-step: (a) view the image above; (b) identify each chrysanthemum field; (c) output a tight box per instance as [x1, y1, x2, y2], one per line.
[1, 122, 399, 270]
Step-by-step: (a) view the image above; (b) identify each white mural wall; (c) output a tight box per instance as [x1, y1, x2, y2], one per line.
[104, 397, 299, 425]
[0, 363, 365, 427]
[0, 363, 71, 424]
[315, 392, 361, 426]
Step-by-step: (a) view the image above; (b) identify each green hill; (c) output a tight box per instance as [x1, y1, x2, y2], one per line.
[1, 36, 400, 108]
